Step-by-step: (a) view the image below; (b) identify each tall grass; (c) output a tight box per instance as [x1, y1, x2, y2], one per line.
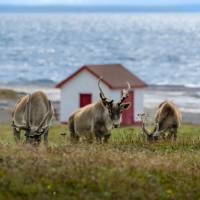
[0, 123, 200, 199]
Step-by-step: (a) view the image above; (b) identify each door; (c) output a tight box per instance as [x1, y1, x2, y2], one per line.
[80, 94, 92, 108]
[122, 91, 134, 125]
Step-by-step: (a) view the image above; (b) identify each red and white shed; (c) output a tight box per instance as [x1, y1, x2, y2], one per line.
[55, 64, 148, 125]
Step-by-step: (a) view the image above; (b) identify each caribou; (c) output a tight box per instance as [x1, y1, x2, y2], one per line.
[12, 91, 54, 145]
[68, 78, 131, 143]
[138, 101, 182, 141]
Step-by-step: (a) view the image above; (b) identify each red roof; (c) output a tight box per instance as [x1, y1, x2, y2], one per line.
[55, 64, 148, 89]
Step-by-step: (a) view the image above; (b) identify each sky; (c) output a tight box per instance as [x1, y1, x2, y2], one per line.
[0, 0, 200, 6]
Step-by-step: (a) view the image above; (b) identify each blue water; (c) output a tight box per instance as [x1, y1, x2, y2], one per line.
[0, 13, 200, 87]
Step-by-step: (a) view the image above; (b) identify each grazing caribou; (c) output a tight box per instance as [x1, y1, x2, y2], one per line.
[138, 101, 182, 141]
[68, 79, 131, 143]
[12, 91, 54, 145]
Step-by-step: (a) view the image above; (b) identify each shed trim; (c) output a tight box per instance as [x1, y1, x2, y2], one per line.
[55, 64, 148, 89]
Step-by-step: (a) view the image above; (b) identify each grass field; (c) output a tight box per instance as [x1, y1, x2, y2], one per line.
[0, 123, 200, 200]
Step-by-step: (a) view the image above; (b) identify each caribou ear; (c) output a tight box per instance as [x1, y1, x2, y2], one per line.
[120, 102, 131, 110]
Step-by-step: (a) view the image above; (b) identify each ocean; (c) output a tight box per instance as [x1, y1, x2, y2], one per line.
[0, 12, 200, 87]
[0, 12, 199, 119]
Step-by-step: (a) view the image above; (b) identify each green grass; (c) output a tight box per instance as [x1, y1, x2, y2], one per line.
[0, 123, 200, 199]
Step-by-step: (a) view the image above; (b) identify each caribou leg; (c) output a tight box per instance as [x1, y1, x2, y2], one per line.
[25, 129, 31, 144]
[95, 131, 103, 144]
[69, 128, 79, 143]
[70, 134, 80, 143]
[167, 128, 177, 141]
[36, 136, 42, 146]
[44, 128, 49, 146]
[104, 133, 111, 143]
[25, 136, 30, 144]
[13, 128, 20, 143]
[69, 118, 79, 143]
[173, 129, 177, 141]
[85, 133, 94, 143]
[94, 124, 104, 144]
[95, 134, 103, 144]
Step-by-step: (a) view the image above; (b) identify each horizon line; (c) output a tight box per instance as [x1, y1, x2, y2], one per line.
[1, 4, 200, 7]
[1, 4, 200, 13]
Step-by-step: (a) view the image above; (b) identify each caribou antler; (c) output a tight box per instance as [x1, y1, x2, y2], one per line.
[36, 100, 52, 132]
[98, 78, 113, 104]
[118, 82, 131, 105]
[11, 94, 31, 130]
[137, 113, 152, 136]
[36, 111, 50, 132]
[152, 123, 167, 137]
[98, 78, 106, 101]
[11, 122, 27, 130]
[138, 113, 167, 140]
[26, 94, 31, 129]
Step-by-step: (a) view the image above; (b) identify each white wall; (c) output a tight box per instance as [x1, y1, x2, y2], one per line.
[60, 70, 121, 122]
[134, 89, 144, 122]
[60, 69, 145, 123]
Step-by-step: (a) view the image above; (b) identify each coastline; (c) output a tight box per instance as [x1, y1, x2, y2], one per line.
[0, 84, 199, 124]
[144, 85, 200, 124]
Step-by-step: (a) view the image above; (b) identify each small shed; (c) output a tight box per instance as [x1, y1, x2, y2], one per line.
[55, 64, 148, 125]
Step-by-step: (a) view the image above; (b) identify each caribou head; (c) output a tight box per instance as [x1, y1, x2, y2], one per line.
[25, 111, 50, 145]
[13, 95, 51, 144]
[137, 113, 159, 141]
[98, 78, 131, 128]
